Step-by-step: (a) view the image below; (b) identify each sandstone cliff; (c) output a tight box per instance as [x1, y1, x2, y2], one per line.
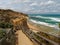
[0, 9, 29, 30]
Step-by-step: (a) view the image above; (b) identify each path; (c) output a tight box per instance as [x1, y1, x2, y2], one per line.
[16, 30, 34, 45]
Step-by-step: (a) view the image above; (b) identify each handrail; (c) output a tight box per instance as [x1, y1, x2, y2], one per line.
[34, 33, 59, 45]
[30, 28, 60, 38]
[0, 37, 6, 43]
[22, 28, 59, 45]
[0, 28, 14, 44]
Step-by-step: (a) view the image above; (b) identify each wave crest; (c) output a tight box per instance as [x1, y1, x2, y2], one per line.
[30, 19, 59, 29]
[31, 16, 60, 22]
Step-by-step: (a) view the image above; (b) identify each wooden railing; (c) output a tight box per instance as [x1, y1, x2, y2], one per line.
[0, 28, 16, 45]
[22, 27, 60, 45]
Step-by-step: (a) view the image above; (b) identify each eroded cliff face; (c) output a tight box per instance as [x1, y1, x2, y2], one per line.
[0, 9, 29, 30]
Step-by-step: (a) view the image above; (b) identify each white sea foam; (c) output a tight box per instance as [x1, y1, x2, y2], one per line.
[32, 16, 48, 19]
[31, 16, 60, 22]
[30, 19, 59, 29]
[50, 18, 60, 22]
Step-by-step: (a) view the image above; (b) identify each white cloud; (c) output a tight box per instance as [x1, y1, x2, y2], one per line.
[23, 0, 30, 2]
[0, 0, 60, 13]
[10, 0, 31, 4]
[40, 0, 55, 6]
[30, 2, 38, 6]
[47, 0, 55, 4]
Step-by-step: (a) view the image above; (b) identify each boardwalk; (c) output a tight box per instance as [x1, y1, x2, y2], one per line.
[16, 30, 34, 45]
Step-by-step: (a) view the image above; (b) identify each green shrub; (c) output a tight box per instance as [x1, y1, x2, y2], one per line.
[0, 30, 6, 39]
[0, 22, 13, 28]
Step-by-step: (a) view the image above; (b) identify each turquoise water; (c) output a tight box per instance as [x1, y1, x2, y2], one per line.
[28, 14, 60, 28]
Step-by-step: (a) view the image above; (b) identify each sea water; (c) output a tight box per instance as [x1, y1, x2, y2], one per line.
[28, 14, 60, 29]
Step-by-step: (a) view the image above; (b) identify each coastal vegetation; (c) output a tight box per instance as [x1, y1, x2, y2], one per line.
[0, 30, 6, 39]
[33, 33, 53, 45]
[37, 32, 60, 43]
[0, 22, 13, 28]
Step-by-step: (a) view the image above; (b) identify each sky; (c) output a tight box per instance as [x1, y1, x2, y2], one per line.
[0, 0, 60, 14]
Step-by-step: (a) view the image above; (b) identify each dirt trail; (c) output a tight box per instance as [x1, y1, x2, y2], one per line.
[16, 30, 34, 45]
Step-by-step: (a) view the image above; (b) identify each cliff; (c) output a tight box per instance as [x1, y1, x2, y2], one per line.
[0, 9, 29, 29]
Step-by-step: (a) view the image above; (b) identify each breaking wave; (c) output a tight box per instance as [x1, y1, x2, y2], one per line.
[31, 16, 60, 22]
[29, 15, 60, 29]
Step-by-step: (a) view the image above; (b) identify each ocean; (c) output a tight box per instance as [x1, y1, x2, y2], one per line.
[28, 14, 60, 29]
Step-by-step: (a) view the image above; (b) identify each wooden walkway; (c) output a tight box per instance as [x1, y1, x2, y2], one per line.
[16, 30, 34, 45]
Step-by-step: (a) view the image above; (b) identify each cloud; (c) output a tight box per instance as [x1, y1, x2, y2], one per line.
[47, 0, 55, 4]
[0, 0, 60, 13]
[23, 0, 31, 2]
[40, 0, 55, 6]
[30, 2, 38, 6]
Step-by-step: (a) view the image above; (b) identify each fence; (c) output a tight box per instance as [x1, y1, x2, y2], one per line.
[0, 28, 16, 45]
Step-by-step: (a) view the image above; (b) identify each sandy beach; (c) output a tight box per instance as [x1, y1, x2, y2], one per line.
[27, 21, 60, 37]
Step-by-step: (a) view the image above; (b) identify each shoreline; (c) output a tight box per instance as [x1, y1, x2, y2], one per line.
[27, 20, 60, 37]
[29, 19, 60, 30]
